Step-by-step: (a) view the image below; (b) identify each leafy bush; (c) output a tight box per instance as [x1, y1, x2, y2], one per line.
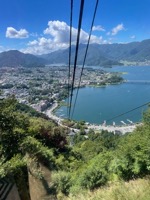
[0, 154, 26, 178]
[51, 171, 72, 195]
[79, 166, 107, 190]
[21, 136, 55, 168]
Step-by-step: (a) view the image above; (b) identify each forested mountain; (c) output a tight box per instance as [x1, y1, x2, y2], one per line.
[0, 39, 150, 68]
[41, 44, 121, 66]
[97, 39, 150, 61]
[0, 50, 46, 68]
[41, 39, 150, 65]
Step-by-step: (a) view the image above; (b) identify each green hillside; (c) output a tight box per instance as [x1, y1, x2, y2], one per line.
[40, 39, 150, 66]
[64, 177, 150, 200]
[0, 50, 46, 68]
[1, 39, 150, 68]
[0, 97, 150, 199]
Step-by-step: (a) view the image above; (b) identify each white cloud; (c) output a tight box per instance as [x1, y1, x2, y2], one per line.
[0, 45, 10, 53]
[92, 25, 105, 31]
[44, 20, 92, 44]
[44, 20, 107, 44]
[130, 35, 136, 39]
[6, 27, 29, 38]
[111, 23, 125, 36]
[23, 36, 69, 55]
[44, 21, 70, 43]
[22, 20, 108, 54]
[30, 32, 38, 37]
[28, 40, 39, 46]
[0, 45, 6, 52]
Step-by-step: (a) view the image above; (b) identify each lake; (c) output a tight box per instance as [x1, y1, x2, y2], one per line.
[55, 66, 150, 125]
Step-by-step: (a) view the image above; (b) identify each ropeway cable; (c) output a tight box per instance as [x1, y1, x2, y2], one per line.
[71, 0, 99, 118]
[67, 0, 73, 118]
[69, 0, 85, 119]
[105, 101, 150, 123]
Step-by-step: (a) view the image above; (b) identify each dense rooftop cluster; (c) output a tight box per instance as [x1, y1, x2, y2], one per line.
[0, 66, 123, 112]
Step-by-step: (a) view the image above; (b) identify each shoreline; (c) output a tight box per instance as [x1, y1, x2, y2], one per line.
[44, 102, 62, 123]
[44, 102, 138, 134]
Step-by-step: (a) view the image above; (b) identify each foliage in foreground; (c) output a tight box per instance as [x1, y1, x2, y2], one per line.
[1, 97, 150, 199]
[63, 177, 150, 200]
[0, 97, 69, 179]
[50, 110, 150, 196]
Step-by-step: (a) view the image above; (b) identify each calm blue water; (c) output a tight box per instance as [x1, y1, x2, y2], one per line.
[55, 66, 150, 125]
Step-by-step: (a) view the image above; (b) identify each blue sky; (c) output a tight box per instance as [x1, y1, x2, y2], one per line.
[0, 0, 150, 54]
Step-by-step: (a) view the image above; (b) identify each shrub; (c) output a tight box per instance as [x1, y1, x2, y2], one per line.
[52, 171, 72, 195]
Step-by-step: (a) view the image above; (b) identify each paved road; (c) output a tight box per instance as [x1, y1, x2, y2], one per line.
[44, 102, 138, 134]
[44, 103, 79, 132]
[45, 102, 62, 123]
[88, 124, 137, 134]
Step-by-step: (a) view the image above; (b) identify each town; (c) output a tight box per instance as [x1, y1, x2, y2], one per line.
[0, 65, 123, 112]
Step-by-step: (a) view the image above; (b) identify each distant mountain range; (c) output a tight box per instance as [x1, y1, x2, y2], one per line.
[0, 50, 45, 68]
[0, 39, 150, 68]
[40, 44, 121, 66]
[41, 39, 150, 66]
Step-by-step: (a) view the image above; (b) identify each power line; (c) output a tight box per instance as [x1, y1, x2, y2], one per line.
[69, 0, 85, 119]
[67, 0, 73, 118]
[71, 0, 99, 118]
[106, 101, 150, 123]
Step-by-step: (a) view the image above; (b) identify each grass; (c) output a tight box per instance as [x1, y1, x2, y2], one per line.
[60, 177, 150, 200]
